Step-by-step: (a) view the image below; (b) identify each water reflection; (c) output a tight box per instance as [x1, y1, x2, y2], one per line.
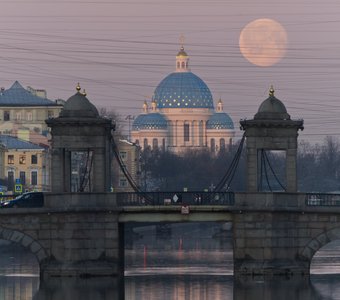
[2, 222, 340, 299]
[0, 241, 39, 300]
[125, 275, 233, 300]
[234, 277, 322, 300]
[33, 277, 122, 300]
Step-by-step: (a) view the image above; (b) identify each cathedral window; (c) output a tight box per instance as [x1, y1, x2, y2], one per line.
[220, 138, 226, 151]
[210, 138, 216, 152]
[152, 138, 158, 150]
[184, 124, 190, 142]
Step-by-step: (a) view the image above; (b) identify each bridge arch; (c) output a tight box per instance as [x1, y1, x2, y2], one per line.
[301, 226, 340, 261]
[0, 226, 48, 263]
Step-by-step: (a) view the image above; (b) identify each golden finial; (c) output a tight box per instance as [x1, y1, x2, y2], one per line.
[82, 89, 87, 96]
[76, 83, 81, 92]
[269, 85, 275, 97]
[218, 97, 222, 104]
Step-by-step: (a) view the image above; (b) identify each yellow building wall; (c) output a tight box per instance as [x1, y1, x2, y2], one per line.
[4, 149, 47, 193]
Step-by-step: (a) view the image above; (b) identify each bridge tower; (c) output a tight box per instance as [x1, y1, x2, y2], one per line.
[46, 85, 114, 192]
[240, 87, 304, 192]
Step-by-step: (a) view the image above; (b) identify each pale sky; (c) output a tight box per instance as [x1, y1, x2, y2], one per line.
[1, 0, 340, 142]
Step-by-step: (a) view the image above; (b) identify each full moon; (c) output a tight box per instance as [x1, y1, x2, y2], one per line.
[239, 18, 288, 67]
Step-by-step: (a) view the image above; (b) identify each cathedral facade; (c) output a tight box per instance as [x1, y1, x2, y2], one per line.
[131, 46, 235, 153]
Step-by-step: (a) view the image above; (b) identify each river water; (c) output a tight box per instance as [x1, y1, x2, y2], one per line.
[0, 222, 340, 299]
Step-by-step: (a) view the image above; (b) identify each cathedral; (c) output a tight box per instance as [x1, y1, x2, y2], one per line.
[131, 45, 235, 153]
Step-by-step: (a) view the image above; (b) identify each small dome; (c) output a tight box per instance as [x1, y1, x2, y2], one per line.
[153, 72, 214, 109]
[132, 114, 147, 130]
[132, 113, 167, 130]
[255, 88, 290, 120]
[60, 92, 99, 118]
[207, 112, 234, 130]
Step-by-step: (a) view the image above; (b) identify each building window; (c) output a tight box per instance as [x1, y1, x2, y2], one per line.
[119, 178, 128, 187]
[19, 155, 26, 164]
[7, 171, 14, 191]
[184, 123, 190, 142]
[31, 154, 38, 164]
[119, 151, 127, 161]
[31, 171, 38, 186]
[7, 155, 14, 164]
[27, 112, 33, 121]
[143, 138, 148, 149]
[4, 111, 10, 121]
[152, 138, 158, 150]
[20, 171, 26, 185]
[16, 112, 21, 120]
[48, 110, 54, 118]
[210, 138, 215, 152]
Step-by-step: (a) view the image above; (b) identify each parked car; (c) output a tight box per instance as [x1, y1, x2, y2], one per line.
[0, 192, 44, 208]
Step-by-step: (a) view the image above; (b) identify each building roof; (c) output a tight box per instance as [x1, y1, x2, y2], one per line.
[0, 135, 44, 150]
[153, 72, 214, 109]
[206, 112, 234, 130]
[59, 91, 99, 118]
[0, 81, 59, 107]
[132, 113, 168, 130]
[255, 88, 290, 120]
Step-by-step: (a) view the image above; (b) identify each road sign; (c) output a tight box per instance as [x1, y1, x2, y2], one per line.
[15, 184, 22, 193]
[15, 179, 21, 184]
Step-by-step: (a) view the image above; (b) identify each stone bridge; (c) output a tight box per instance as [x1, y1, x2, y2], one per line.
[0, 192, 340, 279]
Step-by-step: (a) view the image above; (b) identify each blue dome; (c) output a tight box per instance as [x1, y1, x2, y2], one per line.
[153, 72, 214, 109]
[132, 113, 167, 130]
[206, 112, 234, 130]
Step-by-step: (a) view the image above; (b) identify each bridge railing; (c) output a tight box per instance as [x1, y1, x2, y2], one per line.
[305, 193, 340, 206]
[116, 191, 235, 206]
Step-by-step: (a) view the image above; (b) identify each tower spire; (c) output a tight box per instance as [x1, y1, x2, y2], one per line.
[176, 35, 190, 72]
[180, 34, 185, 49]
